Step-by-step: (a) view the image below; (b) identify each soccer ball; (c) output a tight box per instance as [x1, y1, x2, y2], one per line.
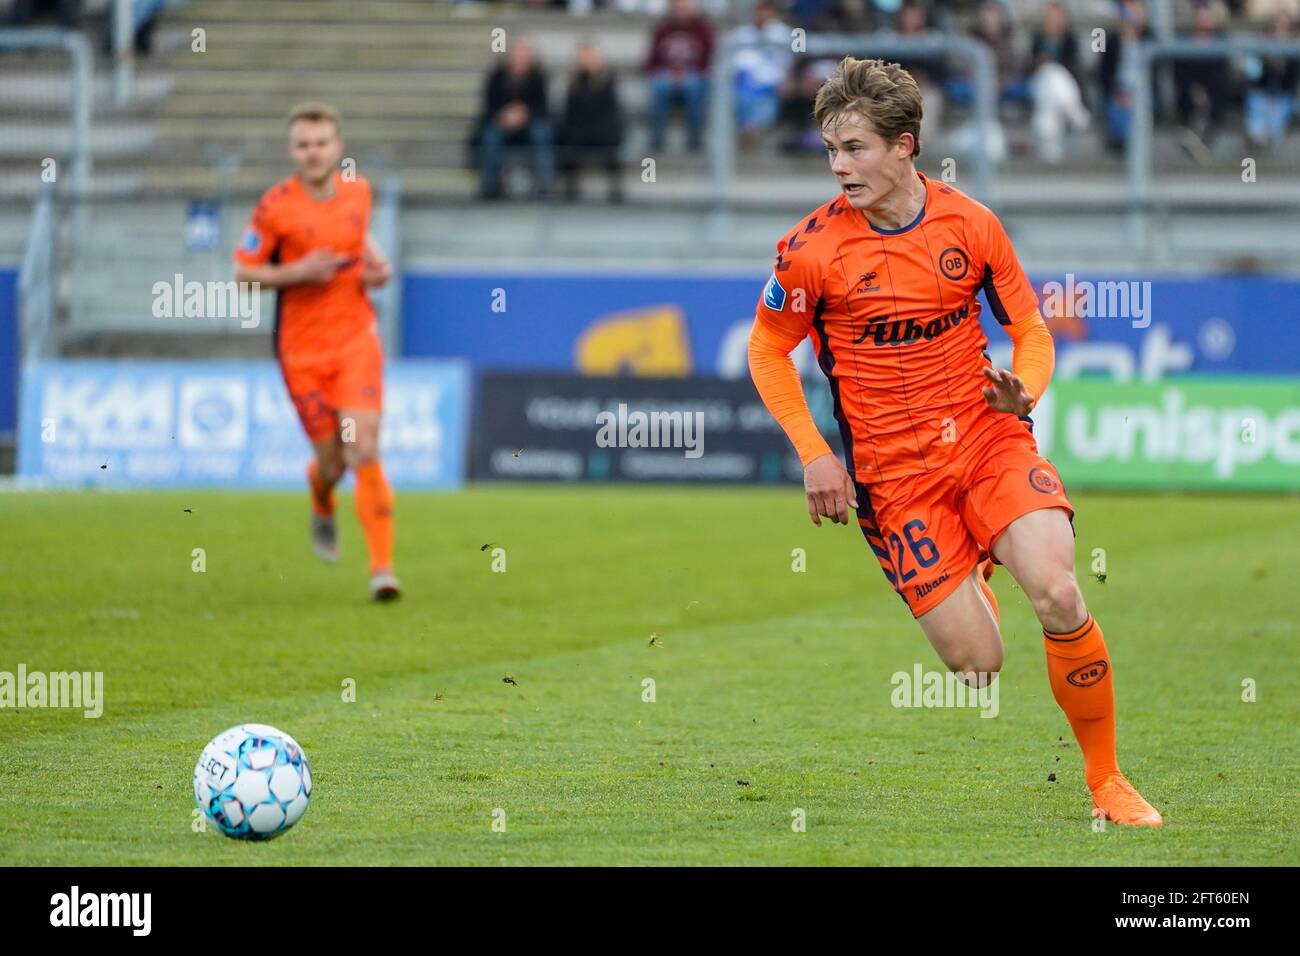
[193, 723, 312, 840]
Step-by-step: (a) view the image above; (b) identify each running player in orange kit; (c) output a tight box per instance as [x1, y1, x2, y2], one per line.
[234, 102, 400, 602]
[749, 59, 1162, 826]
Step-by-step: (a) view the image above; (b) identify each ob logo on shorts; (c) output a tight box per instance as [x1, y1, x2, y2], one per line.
[1067, 660, 1109, 687]
[1028, 466, 1059, 494]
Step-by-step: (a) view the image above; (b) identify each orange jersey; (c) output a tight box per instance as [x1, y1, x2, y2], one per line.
[235, 172, 376, 363]
[753, 173, 1043, 484]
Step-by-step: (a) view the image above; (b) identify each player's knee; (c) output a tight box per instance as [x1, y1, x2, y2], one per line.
[952, 665, 1000, 689]
[944, 636, 1002, 680]
[317, 451, 345, 485]
[949, 649, 1002, 682]
[343, 442, 379, 469]
[1032, 574, 1086, 629]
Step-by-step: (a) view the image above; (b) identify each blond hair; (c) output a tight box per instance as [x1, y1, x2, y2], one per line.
[813, 58, 922, 157]
[287, 101, 342, 133]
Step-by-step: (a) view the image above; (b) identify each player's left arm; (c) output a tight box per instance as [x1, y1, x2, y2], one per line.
[361, 234, 393, 288]
[976, 208, 1055, 416]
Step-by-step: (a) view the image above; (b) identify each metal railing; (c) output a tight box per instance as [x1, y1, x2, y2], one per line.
[372, 174, 405, 357]
[711, 31, 1000, 208]
[2, 28, 95, 354]
[112, 0, 134, 106]
[111, 0, 181, 106]
[0, 27, 93, 196]
[19, 183, 57, 361]
[1128, 36, 1300, 206]
[38, 182, 406, 347]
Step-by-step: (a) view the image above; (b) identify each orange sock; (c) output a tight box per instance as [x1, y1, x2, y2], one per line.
[1043, 613, 1120, 791]
[307, 459, 337, 518]
[353, 461, 394, 574]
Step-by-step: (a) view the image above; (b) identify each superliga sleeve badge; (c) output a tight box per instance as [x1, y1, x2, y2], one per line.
[763, 273, 787, 311]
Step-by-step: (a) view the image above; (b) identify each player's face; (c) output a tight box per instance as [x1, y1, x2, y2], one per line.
[822, 114, 914, 212]
[288, 119, 343, 186]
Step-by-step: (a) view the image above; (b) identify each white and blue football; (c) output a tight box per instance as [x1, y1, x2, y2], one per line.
[193, 723, 312, 840]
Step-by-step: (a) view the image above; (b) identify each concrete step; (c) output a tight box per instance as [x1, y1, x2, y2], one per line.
[0, 119, 158, 159]
[0, 165, 470, 200]
[137, 137, 469, 161]
[158, 43, 492, 70]
[182, 0, 508, 23]
[59, 329, 275, 358]
[138, 165, 475, 197]
[167, 21, 509, 47]
[160, 92, 476, 119]
[167, 69, 481, 96]
[156, 114, 473, 142]
[0, 72, 172, 114]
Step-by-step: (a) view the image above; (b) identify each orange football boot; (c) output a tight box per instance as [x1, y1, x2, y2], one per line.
[1091, 774, 1165, 827]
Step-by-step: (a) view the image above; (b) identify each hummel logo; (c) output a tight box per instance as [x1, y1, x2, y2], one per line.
[856, 271, 880, 294]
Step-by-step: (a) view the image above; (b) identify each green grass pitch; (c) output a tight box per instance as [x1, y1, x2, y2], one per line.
[1, 486, 1296, 865]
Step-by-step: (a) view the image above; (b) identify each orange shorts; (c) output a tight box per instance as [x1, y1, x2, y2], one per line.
[855, 415, 1073, 618]
[279, 331, 384, 443]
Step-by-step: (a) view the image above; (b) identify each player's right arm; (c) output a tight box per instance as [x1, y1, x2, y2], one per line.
[232, 195, 347, 288]
[235, 250, 348, 288]
[748, 241, 857, 527]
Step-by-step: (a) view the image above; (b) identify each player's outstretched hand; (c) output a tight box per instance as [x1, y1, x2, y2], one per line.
[981, 366, 1034, 416]
[362, 253, 393, 288]
[804, 453, 857, 527]
[295, 249, 350, 284]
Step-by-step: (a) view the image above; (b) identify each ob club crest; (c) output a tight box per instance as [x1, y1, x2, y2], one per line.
[938, 246, 968, 281]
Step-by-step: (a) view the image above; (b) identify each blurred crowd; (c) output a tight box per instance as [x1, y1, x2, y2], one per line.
[6, 0, 165, 54]
[473, 0, 1300, 199]
[7, 0, 1294, 201]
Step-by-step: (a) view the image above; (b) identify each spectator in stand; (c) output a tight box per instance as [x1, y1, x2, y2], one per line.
[1028, 1, 1090, 162]
[475, 40, 555, 200]
[7, 0, 81, 27]
[870, 0, 903, 25]
[1099, 0, 1153, 152]
[1173, 0, 1231, 163]
[1247, 0, 1298, 17]
[777, 55, 842, 153]
[1031, 1, 1081, 78]
[103, 0, 165, 57]
[972, 0, 1030, 106]
[1244, 8, 1299, 151]
[731, 0, 794, 148]
[791, 0, 877, 31]
[895, 1, 946, 141]
[558, 39, 625, 202]
[615, 0, 730, 13]
[646, 0, 715, 152]
[789, 0, 832, 28]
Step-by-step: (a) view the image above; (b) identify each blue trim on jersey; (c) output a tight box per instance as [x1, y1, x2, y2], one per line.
[868, 197, 927, 236]
[981, 263, 1012, 325]
[811, 302, 855, 487]
[269, 243, 282, 358]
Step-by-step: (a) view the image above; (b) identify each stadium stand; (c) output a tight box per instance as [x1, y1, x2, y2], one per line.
[0, 0, 1297, 356]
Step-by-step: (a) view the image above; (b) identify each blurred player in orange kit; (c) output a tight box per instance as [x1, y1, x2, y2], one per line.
[234, 102, 400, 602]
[749, 59, 1162, 826]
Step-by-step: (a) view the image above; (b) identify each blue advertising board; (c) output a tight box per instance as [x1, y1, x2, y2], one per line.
[17, 359, 470, 488]
[402, 271, 1298, 380]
